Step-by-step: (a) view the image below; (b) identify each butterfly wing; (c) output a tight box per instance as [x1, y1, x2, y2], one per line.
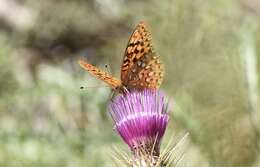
[121, 22, 164, 90]
[123, 52, 164, 90]
[79, 60, 122, 90]
[121, 22, 153, 82]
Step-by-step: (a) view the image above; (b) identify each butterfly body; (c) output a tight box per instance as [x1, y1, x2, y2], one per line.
[79, 22, 164, 92]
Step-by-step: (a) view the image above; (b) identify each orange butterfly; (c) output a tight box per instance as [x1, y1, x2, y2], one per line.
[79, 21, 164, 92]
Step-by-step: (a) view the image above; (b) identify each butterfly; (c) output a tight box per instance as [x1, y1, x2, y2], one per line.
[79, 21, 164, 92]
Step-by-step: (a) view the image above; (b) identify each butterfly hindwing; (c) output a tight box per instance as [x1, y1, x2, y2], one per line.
[123, 52, 164, 90]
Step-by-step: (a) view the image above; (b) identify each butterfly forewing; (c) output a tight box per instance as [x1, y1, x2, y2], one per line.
[79, 60, 122, 89]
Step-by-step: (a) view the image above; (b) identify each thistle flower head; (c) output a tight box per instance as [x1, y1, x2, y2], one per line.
[109, 89, 169, 159]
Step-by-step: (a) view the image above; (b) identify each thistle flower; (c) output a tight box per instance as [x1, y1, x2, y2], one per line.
[109, 89, 170, 166]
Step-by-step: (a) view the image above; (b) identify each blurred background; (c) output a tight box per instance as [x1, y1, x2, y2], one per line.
[0, 0, 260, 166]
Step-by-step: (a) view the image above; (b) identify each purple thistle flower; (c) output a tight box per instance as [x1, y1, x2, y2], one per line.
[109, 89, 169, 158]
